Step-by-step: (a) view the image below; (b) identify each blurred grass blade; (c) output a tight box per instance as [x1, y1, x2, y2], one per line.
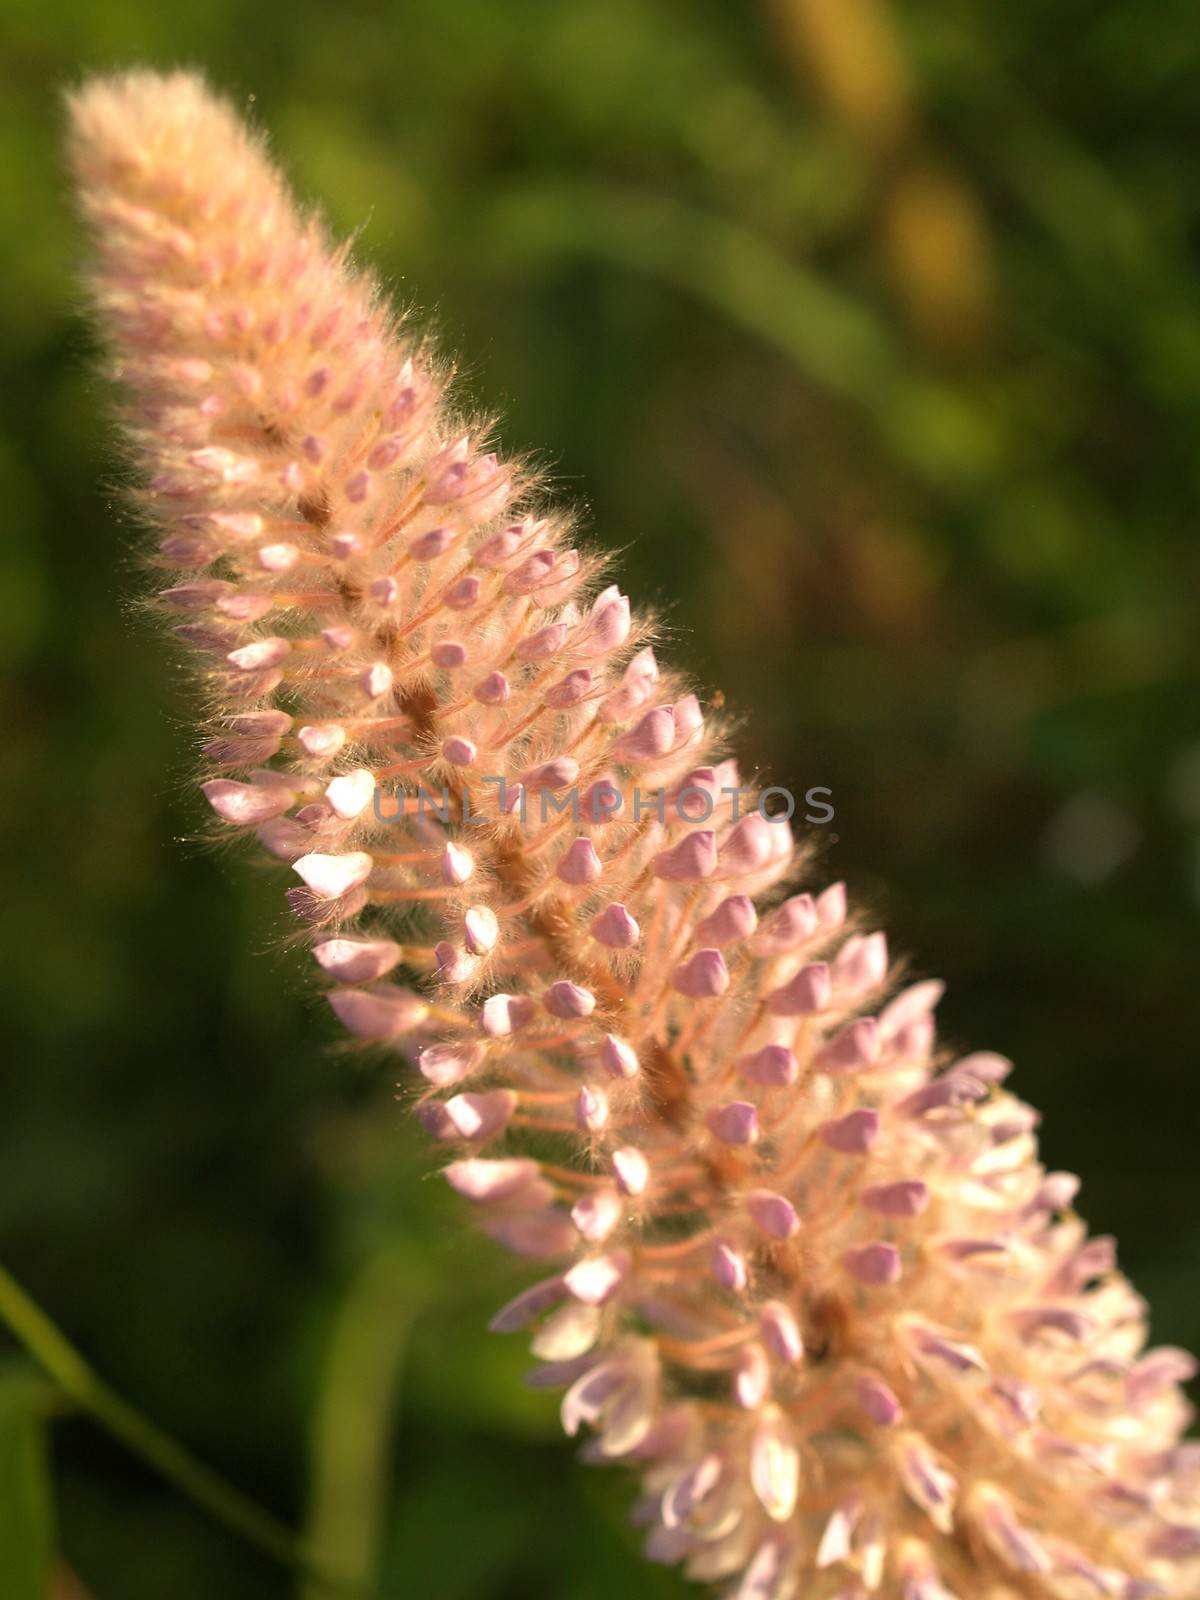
[0, 1365, 54, 1600]
[303, 1249, 427, 1600]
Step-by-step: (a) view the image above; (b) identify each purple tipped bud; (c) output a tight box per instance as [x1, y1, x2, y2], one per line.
[576, 1083, 609, 1132]
[835, 931, 888, 994]
[706, 1101, 760, 1146]
[591, 902, 640, 948]
[672, 948, 729, 999]
[563, 1251, 629, 1305]
[545, 668, 595, 708]
[314, 937, 401, 983]
[473, 670, 510, 705]
[464, 905, 499, 955]
[325, 768, 375, 819]
[858, 1374, 903, 1426]
[571, 1189, 622, 1243]
[861, 1179, 929, 1218]
[748, 1190, 800, 1240]
[557, 837, 602, 885]
[599, 1034, 639, 1079]
[418, 1041, 486, 1086]
[768, 962, 831, 1016]
[761, 1302, 803, 1363]
[694, 894, 757, 946]
[735, 1345, 769, 1410]
[480, 993, 535, 1037]
[613, 705, 677, 763]
[360, 661, 394, 698]
[431, 639, 467, 668]
[523, 757, 579, 792]
[654, 831, 717, 882]
[293, 851, 373, 899]
[813, 1017, 880, 1073]
[612, 1147, 649, 1197]
[202, 778, 294, 824]
[298, 722, 346, 758]
[328, 984, 428, 1040]
[546, 980, 596, 1020]
[444, 1157, 541, 1202]
[818, 1108, 881, 1155]
[843, 1242, 902, 1286]
[440, 841, 474, 885]
[738, 1043, 799, 1086]
[442, 735, 477, 767]
[418, 1089, 517, 1143]
[409, 525, 455, 560]
[711, 1241, 748, 1293]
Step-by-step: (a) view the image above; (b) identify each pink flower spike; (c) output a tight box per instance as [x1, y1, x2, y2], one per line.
[711, 1241, 749, 1293]
[768, 961, 832, 1016]
[576, 1083, 609, 1133]
[706, 1101, 760, 1147]
[563, 1252, 629, 1305]
[557, 837, 602, 886]
[738, 1043, 799, 1086]
[480, 993, 535, 1037]
[844, 1242, 902, 1286]
[598, 1034, 639, 1079]
[818, 1108, 881, 1156]
[748, 1191, 800, 1240]
[546, 980, 596, 1020]
[653, 830, 717, 882]
[671, 948, 729, 999]
[292, 851, 373, 899]
[590, 902, 640, 949]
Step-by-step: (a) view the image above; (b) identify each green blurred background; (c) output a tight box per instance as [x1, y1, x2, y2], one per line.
[1, 0, 1198, 1595]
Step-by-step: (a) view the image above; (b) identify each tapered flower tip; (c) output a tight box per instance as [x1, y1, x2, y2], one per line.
[298, 723, 347, 758]
[862, 1178, 929, 1218]
[843, 1241, 902, 1285]
[313, 936, 402, 983]
[858, 1374, 903, 1426]
[706, 1101, 759, 1146]
[591, 902, 640, 949]
[747, 1190, 800, 1240]
[442, 736, 477, 767]
[202, 777, 294, 824]
[612, 1147, 649, 1197]
[292, 851, 373, 899]
[738, 1043, 799, 1086]
[563, 1251, 629, 1305]
[760, 1302, 803, 1363]
[571, 1189, 622, 1243]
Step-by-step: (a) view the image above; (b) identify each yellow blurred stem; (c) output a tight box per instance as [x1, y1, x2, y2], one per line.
[0, 1260, 375, 1600]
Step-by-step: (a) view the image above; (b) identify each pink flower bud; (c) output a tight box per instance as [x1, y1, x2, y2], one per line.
[706, 1101, 759, 1146]
[748, 1191, 800, 1240]
[843, 1242, 902, 1286]
[598, 1034, 639, 1079]
[654, 831, 717, 882]
[768, 962, 831, 1016]
[818, 1108, 881, 1155]
[557, 837, 602, 885]
[738, 1044, 799, 1086]
[671, 948, 729, 998]
[292, 851, 373, 899]
[590, 902, 640, 948]
[546, 981, 596, 1020]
